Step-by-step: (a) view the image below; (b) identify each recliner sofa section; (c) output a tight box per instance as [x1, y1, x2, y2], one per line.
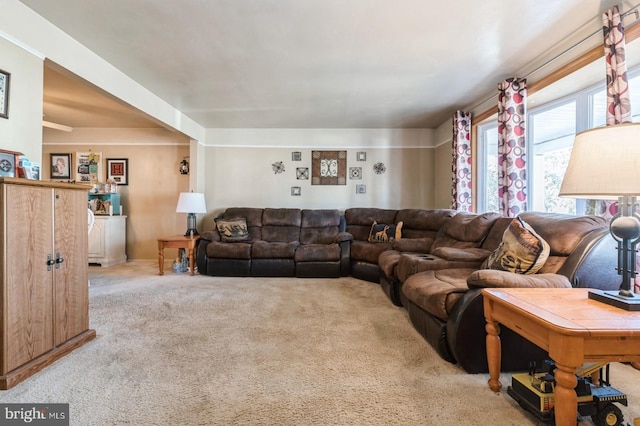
[196, 207, 352, 278]
[399, 212, 620, 373]
[345, 207, 456, 283]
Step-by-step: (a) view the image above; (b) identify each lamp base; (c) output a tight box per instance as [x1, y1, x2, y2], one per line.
[588, 289, 640, 311]
[184, 228, 199, 237]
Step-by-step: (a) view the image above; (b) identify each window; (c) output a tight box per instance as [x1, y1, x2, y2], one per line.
[529, 99, 577, 214]
[477, 66, 640, 214]
[477, 122, 499, 213]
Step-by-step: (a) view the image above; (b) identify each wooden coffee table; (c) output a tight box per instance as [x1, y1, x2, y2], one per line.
[482, 287, 640, 426]
[157, 235, 199, 275]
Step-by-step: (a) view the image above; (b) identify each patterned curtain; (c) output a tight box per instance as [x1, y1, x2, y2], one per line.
[451, 111, 472, 212]
[585, 5, 631, 219]
[497, 78, 527, 217]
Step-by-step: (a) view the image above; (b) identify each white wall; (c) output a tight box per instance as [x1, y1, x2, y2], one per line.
[201, 128, 436, 229]
[0, 37, 43, 161]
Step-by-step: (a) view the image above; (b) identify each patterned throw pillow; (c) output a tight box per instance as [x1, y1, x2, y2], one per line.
[481, 217, 550, 274]
[368, 221, 403, 243]
[216, 217, 250, 242]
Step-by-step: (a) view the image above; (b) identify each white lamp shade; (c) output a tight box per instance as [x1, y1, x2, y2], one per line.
[559, 123, 640, 199]
[176, 192, 207, 213]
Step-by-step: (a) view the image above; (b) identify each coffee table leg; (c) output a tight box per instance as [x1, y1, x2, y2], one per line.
[553, 362, 578, 426]
[485, 317, 502, 392]
[158, 241, 164, 275]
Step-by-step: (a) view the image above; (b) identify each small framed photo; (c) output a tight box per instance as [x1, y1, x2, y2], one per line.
[107, 158, 129, 186]
[356, 152, 366, 162]
[50, 153, 71, 179]
[292, 151, 302, 161]
[0, 69, 10, 119]
[291, 186, 301, 196]
[0, 149, 20, 177]
[356, 184, 366, 194]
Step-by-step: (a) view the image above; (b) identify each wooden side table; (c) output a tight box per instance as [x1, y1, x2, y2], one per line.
[482, 287, 640, 426]
[157, 235, 199, 275]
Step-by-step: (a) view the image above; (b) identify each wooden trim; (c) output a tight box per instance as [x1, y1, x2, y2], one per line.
[473, 22, 640, 124]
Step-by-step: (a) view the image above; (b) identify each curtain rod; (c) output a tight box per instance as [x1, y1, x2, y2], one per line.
[466, 2, 640, 113]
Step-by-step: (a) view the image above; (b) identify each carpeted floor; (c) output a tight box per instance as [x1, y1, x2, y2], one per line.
[0, 261, 638, 425]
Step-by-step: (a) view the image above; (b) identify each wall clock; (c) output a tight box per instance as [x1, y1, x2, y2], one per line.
[0, 70, 9, 119]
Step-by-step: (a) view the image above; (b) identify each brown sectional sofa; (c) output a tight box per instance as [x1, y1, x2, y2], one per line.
[196, 206, 620, 373]
[196, 207, 352, 278]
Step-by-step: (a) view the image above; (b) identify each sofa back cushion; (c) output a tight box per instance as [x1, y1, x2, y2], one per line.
[345, 208, 397, 241]
[518, 212, 607, 273]
[431, 212, 501, 250]
[223, 208, 264, 241]
[299, 209, 341, 245]
[395, 209, 455, 239]
[261, 208, 302, 242]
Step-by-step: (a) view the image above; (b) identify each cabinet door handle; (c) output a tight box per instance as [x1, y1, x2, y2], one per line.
[47, 254, 55, 271]
[55, 252, 64, 269]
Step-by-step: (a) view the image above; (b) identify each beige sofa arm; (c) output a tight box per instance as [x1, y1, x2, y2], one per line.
[467, 269, 571, 289]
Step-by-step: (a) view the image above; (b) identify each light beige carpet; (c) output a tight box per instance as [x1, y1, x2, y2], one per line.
[0, 261, 638, 425]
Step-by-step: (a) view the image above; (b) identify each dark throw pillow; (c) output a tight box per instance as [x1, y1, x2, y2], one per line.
[216, 217, 250, 242]
[481, 216, 550, 274]
[368, 221, 403, 243]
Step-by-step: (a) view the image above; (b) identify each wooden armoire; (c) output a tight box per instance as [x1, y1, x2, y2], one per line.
[0, 178, 96, 389]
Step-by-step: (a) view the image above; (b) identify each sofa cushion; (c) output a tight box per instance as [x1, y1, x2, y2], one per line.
[431, 212, 501, 250]
[295, 244, 341, 262]
[251, 241, 299, 259]
[300, 209, 341, 244]
[391, 237, 433, 253]
[205, 240, 252, 259]
[481, 217, 550, 274]
[402, 269, 477, 321]
[395, 209, 456, 239]
[467, 269, 571, 289]
[368, 221, 403, 242]
[345, 208, 398, 241]
[430, 247, 492, 262]
[215, 217, 251, 242]
[351, 240, 392, 263]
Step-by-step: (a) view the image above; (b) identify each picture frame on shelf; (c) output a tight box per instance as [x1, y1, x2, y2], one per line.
[0, 69, 10, 119]
[0, 149, 20, 177]
[50, 153, 71, 180]
[76, 152, 102, 183]
[106, 158, 128, 186]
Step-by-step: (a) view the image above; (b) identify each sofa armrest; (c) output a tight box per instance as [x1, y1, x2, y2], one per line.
[391, 237, 433, 253]
[200, 230, 220, 242]
[467, 269, 571, 289]
[430, 247, 492, 262]
[336, 231, 354, 243]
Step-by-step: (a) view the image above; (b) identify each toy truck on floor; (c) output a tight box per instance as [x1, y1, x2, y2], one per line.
[507, 360, 628, 426]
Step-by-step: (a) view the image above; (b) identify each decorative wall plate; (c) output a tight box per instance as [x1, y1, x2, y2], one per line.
[296, 167, 309, 179]
[272, 161, 285, 174]
[349, 167, 362, 180]
[373, 162, 386, 175]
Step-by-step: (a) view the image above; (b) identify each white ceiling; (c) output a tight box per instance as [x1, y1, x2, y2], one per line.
[21, 0, 630, 129]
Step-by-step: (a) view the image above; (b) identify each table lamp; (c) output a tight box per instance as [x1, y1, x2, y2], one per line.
[559, 123, 640, 310]
[176, 192, 207, 237]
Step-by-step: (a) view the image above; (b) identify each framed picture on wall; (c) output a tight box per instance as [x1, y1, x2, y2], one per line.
[106, 158, 129, 185]
[50, 153, 71, 179]
[76, 151, 102, 183]
[0, 69, 10, 119]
